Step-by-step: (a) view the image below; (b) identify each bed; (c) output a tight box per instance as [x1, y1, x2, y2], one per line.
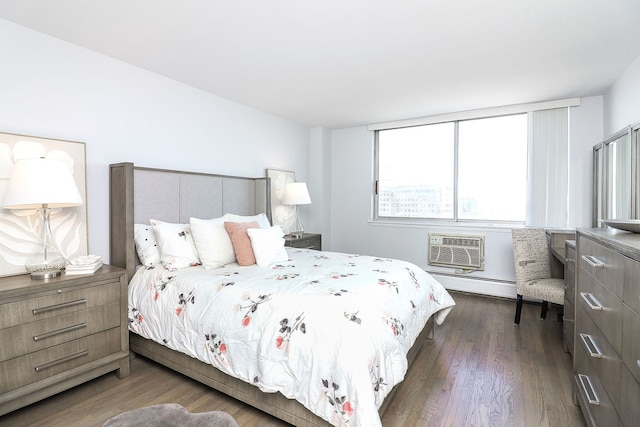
[109, 162, 455, 427]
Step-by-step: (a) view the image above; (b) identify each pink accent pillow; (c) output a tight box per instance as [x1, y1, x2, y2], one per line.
[224, 221, 259, 266]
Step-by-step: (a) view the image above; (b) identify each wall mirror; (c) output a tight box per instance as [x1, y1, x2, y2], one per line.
[594, 126, 633, 225]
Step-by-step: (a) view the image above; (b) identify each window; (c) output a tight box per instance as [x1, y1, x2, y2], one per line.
[375, 114, 528, 222]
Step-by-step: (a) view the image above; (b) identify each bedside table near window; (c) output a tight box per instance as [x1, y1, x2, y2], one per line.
[284, 233, 322, 251]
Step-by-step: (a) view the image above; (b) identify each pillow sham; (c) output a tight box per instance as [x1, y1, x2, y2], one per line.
[134, 223, 161, 267]
[226, 213, 271, 229]
[224, 221, 259, 266]
[150, 219, 200, 271]
[190, 215, 234, 269]
[247, 225, 289, 267]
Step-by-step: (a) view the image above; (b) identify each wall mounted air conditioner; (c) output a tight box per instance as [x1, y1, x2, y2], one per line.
[428, 233, 485, 271]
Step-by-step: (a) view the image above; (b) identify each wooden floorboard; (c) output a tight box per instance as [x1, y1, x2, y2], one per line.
[1, 291, 585, 427]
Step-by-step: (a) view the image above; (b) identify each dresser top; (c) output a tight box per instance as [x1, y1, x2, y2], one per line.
[578, 227, 640, 262]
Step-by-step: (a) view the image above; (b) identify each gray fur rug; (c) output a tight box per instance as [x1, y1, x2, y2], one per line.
[102, 403, 239, 427]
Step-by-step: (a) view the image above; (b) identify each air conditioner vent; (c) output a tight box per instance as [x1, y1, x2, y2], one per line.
[428, 233, 485, 270]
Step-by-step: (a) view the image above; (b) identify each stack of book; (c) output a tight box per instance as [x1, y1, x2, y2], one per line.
[65, 255, 103, 275]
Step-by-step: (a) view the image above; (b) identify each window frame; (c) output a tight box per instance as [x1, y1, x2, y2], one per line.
[373, 113, 528, 226]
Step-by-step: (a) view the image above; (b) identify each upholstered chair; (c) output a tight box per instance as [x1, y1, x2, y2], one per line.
[511, 228, 565, 324]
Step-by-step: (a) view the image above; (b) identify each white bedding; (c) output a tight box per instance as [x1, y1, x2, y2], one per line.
[128, 248, 455, 427]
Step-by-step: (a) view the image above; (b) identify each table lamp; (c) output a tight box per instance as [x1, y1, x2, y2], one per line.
[281, 182, 311, 238]
[2, 157, 83, 279]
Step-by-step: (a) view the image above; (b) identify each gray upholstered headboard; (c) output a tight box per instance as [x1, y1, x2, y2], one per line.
[109, 162, 271, 281]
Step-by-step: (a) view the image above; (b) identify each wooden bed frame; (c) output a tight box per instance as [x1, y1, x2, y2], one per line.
[109, 162, 435, 427]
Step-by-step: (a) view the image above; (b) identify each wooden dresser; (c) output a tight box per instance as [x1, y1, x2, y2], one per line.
[0, 265, 129, 415]
[575, 229, 640, 427]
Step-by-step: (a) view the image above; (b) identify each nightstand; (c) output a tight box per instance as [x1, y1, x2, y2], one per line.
[0, 264, 129, 415]
[284, 233, 322, 250]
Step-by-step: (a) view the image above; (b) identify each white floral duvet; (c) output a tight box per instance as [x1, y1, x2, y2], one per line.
[128, 248, 455, 427]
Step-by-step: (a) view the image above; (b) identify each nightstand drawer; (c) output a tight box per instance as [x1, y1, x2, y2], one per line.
[0, 280, 120, 329]
[284, 233, 321, 250]
[0, 328, 121, 393]
[0, 302, 120, 362]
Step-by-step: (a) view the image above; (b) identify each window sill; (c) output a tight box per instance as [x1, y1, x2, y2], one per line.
[368, 218, 522, 233]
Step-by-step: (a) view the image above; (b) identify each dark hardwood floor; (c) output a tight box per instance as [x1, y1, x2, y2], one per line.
[1, 291, 585, 427]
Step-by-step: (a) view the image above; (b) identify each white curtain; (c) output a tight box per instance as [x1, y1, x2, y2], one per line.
[526, 107, 569, 227]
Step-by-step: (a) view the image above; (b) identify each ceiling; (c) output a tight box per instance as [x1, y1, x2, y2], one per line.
[1, 0, 639, 129]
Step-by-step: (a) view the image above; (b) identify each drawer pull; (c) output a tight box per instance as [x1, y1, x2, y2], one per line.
[581, 255, 605, 268]
[579, 333, 603, 358]
[580, 292, 604, 311]
[577, 374, 600, 406]
[33, 322, 87, 341]
[34, 350, 88, 372]
[32, 299, 87, 315]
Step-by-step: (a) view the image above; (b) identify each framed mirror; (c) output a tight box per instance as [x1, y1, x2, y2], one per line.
[603, 127, 632, 221]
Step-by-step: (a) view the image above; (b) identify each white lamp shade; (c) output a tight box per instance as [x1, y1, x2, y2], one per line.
[2, 157, 83, 209]
[281, 182, 311, 205]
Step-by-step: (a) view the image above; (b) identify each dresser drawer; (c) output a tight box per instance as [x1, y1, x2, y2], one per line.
[564, 260, 576, 317]
[578, 267, 623, 355]
[0, 302, 120, 362]
[579, 236, 624, 298]
[623, 256, 640, 314]
[0, 280, 120, 329]
[622, 303, 640, 384]
[619, 364, 640, 427]
[574, 346, 619, 427]
[576, 304, 622, 409]
[0, 328, 121, 393]
[563, 298, 575, 353]
[566, 242, 576, 274]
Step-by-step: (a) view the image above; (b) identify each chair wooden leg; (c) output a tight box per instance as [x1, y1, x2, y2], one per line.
[514, 294, 523, 324]
[540, 300, 548, 319]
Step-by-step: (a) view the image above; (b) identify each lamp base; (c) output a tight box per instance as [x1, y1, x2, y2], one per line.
[26, 255, 66, 280]
[25, 207, 67, 280]
[29, 268, 63, 280]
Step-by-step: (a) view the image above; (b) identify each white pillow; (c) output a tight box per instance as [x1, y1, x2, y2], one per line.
[226, 213, 271, 229]
[247, 225, 289, 267]
[151, 219, 200, 270]
[134, 224, 161, 267]
[190, 215, 235, 269]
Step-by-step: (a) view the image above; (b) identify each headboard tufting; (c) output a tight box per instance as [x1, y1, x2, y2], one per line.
[109, 163, 271, 281]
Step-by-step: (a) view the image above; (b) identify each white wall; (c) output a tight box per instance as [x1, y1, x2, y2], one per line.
[308, 127, 332, 248]
[604, 53, 640, 135]
[326, 98, 603, 297]
[569, 96, 603, 229]
[0, 19, 309, 263]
